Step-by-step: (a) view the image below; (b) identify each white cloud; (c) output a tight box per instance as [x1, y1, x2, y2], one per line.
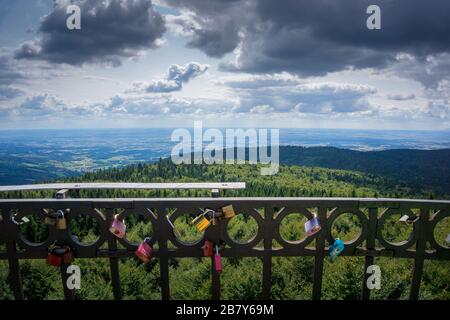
[131, 62, 209, 93]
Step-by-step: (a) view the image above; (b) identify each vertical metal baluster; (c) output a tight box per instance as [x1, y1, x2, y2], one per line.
[106, 208, 122, 300]
[312, 206, 327, 300]
[4, 208, 24, 300]
[262, 205, 272, 300]
[158, 206, 170, 300]
[61, 263, 76, 300]
[362, 207, 377, 300]
[409, 207, 428, 300]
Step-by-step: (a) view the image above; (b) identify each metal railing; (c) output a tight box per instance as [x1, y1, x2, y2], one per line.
[0, 197, 449, 300]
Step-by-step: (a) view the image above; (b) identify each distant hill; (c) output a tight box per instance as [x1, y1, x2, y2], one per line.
[1, 145, 449, 196]
[278, 146, 450, 195]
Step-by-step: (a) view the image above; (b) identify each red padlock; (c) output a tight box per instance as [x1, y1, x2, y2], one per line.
[46, 246, 66, 267]
[135, 237, 153, 263]
[202, 240, 213, 257]
[47, 252, 62, 267]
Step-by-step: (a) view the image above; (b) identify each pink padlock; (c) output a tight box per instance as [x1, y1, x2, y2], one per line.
[135, 237, 153, 263]
[214, 245, 222, 273]
[109, 215, 126, 239]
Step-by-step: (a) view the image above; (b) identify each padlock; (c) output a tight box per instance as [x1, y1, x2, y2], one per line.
[47, 252, 62, 267]
[191, 210, 213, 232]
[210, 210, 217, 226]
[109, 214, 126, 238]
[55, 210, 67, 230]
[135, 237, 153, 263]
[12, 215, 29, 226]
[399, 214, 420, 224]
[304, 214, 321, 236]
[46, 246, 66, 267]
[166, 216, 182, 239]
[329, 238, 344, 262]
[62, 246, 75, 264]
[44, 215, 56, 226]
[214, 245, 222, 273]
[202, 240, 214, 257]
[221, 205, 236, 218]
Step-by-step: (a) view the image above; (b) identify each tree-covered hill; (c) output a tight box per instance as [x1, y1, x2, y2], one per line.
[278, 147, 450, 196]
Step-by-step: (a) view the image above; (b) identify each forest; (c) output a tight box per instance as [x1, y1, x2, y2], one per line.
[0, 157, 449, 300]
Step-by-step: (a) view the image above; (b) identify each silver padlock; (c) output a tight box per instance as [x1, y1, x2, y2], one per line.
[399, 214, 419, 224]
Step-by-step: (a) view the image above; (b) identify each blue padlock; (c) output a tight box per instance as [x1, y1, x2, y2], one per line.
[329, 238, 344, 262]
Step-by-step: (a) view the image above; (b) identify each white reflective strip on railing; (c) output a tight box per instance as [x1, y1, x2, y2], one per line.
[0, 182, 246, 192]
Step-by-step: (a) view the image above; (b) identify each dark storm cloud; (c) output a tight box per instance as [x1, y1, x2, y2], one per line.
[165, 0, 450, 78]
[15, 0, 166, 66]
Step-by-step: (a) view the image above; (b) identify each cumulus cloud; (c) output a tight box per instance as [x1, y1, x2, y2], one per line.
[164, 0, 450, 82]
[0, 55, 25, 101]
[387, 93, 416, 101]
[131, 62, 208, 93]
[220, 73, 377, 115]
[14, 0, 166, 66]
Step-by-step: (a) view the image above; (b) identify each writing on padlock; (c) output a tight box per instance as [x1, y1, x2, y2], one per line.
[221, 205, 236, 219]
[304, 214, 321, 237]
[399, 214, 420, 224]
[329, 238, 344, 262]
[135, 237, 153, 263]
[55, 210, 67, 230]
[202, 240, 214, 257]
[191, 209, 215, 232]
[166, 215, 182, 239]
[214, 245, 222, 273]
[109, 214, 126, 238]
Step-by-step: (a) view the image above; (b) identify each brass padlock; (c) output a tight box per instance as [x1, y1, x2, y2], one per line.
[44, 213, 56, 226]
[221, 205, 236, 218]
[55, 210, 67, 230]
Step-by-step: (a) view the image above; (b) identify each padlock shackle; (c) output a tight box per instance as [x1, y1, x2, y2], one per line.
[143, 237, 152, 244]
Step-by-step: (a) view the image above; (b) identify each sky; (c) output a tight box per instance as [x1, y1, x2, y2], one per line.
[0, 0, 450, 130]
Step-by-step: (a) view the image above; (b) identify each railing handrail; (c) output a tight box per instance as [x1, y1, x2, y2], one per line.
[1, 197, 449, 208]
[0, 182, 246, 192]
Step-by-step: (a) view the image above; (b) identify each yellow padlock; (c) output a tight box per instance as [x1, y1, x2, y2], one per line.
[191, 210, 212, 232]
[196, 217, 211, 231]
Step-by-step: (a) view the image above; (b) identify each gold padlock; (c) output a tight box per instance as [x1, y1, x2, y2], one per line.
[55, 210, 67, 230]
[221, 205, 236, 218]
